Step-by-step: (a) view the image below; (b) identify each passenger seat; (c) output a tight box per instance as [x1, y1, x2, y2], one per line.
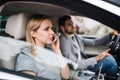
[0, 13, 29, 70]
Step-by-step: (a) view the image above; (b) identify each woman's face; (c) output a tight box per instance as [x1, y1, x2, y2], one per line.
[31, 19, 54, 46]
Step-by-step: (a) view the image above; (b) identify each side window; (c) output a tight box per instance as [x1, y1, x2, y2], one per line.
[71, 16, 113, 37]
[0, 15, 12, 37]
[0, 15, 8, 32]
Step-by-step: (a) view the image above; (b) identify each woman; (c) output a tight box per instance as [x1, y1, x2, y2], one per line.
[15, 14, 70, 80]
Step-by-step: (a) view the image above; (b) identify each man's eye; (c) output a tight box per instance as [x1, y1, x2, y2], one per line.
[68, 24, 73, 26]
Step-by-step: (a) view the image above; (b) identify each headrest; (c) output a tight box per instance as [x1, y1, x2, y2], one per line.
[5, 13, 29, 39]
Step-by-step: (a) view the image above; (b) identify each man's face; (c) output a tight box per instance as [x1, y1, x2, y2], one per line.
[64, 19, 74, 34]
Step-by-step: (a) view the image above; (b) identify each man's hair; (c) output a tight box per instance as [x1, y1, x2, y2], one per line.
[58, 15, 71, 32]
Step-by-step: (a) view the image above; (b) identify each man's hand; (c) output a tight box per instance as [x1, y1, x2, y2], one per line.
[109, 30, 118, 35]
[96, 49, 111, 61]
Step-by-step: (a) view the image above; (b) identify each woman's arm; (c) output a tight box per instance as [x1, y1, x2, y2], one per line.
[60, 64, 70, 79]
[50, 35, 70, 79]
[57, 51, 70, 79]
[21, 70, 36, 76]
[15, 53, 37, 76]
[55, 50, 70, 79]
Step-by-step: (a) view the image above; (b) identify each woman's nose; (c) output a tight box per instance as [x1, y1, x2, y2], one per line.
[50, 29, 54, 34]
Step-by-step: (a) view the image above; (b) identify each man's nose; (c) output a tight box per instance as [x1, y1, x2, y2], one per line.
[71, 25, 74, 29]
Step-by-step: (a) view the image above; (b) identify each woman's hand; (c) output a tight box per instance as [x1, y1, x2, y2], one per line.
[96, 49, 111, 61]
[50, 34, 62, 55]
[51, 35, 70, 79]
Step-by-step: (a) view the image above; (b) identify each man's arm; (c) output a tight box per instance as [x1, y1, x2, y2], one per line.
[60, 35, 97, 70]
[83, 34, 111, 47]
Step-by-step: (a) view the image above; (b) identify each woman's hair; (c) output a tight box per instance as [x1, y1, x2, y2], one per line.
[26, 14, 50, 45]
[26, 14, 50, 56]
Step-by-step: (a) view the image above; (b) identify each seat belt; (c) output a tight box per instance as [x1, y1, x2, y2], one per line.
[72, 35, 81, 63]
[74, 35, 88, 59]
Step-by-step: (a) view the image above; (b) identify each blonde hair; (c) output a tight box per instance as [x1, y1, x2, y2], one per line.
[26, 14, 50, 44]
[26, 14, 50, 55]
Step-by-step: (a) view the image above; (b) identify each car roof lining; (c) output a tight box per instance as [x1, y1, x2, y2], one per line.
[0, 1, 73, 16]
[1, 1, 120, 32]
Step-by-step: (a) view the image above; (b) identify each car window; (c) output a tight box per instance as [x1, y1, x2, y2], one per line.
[71, 16, 114, 37]
[0, 15, 7, 32]
[0, 15, 13, 37]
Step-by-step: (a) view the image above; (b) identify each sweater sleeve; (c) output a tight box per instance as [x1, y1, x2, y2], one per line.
[83, 34, 111, 47]
[77, 57, 97, 69]
[15, 53, 38, 73]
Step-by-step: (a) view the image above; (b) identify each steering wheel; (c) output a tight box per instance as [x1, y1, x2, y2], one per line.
[109, 34, 120, 55]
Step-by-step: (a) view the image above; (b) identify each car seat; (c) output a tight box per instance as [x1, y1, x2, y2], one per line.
[0, 13, 29, 70]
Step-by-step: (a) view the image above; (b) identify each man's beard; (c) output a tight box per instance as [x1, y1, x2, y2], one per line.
[65, 29, 74, 34]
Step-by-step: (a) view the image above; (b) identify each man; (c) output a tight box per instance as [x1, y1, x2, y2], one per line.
[58, 15, 118, 79]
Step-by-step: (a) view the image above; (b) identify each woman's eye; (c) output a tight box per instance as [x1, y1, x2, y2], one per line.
[44, 27, 49, 30]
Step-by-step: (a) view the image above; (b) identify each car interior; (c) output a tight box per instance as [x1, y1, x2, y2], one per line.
[0, 2, 76, 80]
[0, 1, 74, 70]
[0, 1, 120, 80]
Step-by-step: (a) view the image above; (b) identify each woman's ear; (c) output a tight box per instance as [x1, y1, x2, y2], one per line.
[30, 30, 37, 37]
